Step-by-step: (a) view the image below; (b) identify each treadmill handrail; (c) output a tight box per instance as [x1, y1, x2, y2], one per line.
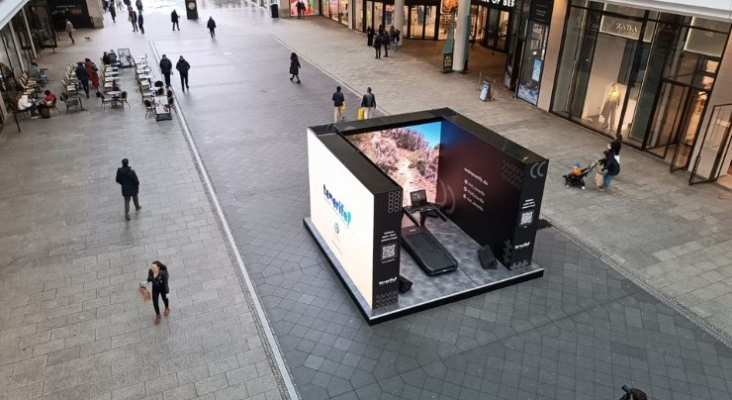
[403, 203, 447, 227]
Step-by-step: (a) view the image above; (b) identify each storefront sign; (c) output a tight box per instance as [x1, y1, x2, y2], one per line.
[529, 0, 553, 25]
[599, 16, 642, 40]
[474, 0, 515, 9]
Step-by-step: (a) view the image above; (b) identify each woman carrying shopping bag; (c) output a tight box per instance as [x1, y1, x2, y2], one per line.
[139, 261, 171, 324]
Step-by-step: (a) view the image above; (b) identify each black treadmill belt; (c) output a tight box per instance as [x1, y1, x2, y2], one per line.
[402, 228, 458, 276]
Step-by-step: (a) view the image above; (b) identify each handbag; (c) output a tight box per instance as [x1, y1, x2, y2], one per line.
[357, 107, 365, 120]
[594, 170, 604, 187]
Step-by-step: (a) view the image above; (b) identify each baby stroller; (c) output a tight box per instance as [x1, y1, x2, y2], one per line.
[563, 161, 597, 190]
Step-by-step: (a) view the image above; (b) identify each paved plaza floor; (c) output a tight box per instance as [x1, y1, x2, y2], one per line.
[1, 2, 732, 400]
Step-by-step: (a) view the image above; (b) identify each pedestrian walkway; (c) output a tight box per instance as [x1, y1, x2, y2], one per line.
[146, 5, 732, 400]
[0, 9, 293, 399]
[265, 12, 732, 345]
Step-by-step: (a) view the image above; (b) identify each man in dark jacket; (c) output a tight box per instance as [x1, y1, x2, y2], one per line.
[159, 54, 173, 88]
[137, 11, 145, 34]
[332, 86, 344, 123]
[171, 10, 180, 31]
[115, 158, 141, 220]
[360, 87, 376, 119]
[207, 17, 216, 38]
[176, 56, 190, 92]
[74, 61, 90, 98]
[373, 34, 382, 59]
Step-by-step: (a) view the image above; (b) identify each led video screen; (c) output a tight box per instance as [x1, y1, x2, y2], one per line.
[346, 122, 441, 206]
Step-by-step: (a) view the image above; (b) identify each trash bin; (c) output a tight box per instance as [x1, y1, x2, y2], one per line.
[185, 0, 199, 20]
[270, 3, 279, 18]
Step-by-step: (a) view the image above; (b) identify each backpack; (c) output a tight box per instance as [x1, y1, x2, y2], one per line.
[39, 107, 51, 119]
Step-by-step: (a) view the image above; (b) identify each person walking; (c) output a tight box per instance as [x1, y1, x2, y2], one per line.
[74, 61, 90, 98]
[373, 34, 382, 59]
[129, 10, 138, 32]
[366, 26, 374, 46]
[65, 19, 75, 44]
[332, 86, 345, 123]
[137, 11, 145, 34]
[109, 5, 116, 22]
[289, 53, 301, 83]
[115, 158, 141, 220]
[176, 56, 190, 92]
[598, 148, 620, 192]
[382, 31, 390, 57]
[393, 28, 401, 51]
[296, 0, 305, 19]
[171, 10, 180, 31]
[84, 58, 100, 93]
[361, 87, 376, 119]
[140, 261, 170, 325]
[207, 17, 216, 38]
[159, 54, 173, 88]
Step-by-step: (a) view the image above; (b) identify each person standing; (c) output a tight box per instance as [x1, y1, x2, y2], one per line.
[115, 158, 141, 220]
[65, 19, 75, 44]
[129, 10, 138, 32]
[366, 26, 374, 47]
[140, 261, 170, 325]
[74, 61, 90, 98]
[296, 1, 305, 19]
[332, 86, 345, 123]
[207, 17, 216, 38]
[382, 31, 389, 57]
[373, 34, 382, 59]
[361, 87, 376, 119]
[171, 10, 180, 31]
[159, 54, 173, 88]
[137, 11, 145, 34]
[176, 56, 190, 92]
[393, 28, 401, 51]
[289, 53, 301, 83]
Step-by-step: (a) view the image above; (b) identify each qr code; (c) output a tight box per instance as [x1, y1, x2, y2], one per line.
[381, 243, 397, 262]
[520, 210, 534, 226]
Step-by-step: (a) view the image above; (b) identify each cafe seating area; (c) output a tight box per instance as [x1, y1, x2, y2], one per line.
[5, 50, 178, 131]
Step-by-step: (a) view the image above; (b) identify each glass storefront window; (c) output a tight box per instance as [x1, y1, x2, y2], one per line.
[29, 2, 59, 49]
[551, 0, 731, 168]
[355, 0, 364, 30]
[517, 21, 548, 105]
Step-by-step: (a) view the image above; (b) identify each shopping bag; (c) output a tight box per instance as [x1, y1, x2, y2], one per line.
[357, 107, 365, 120]
[341, 101, 346, 112]
[594, 170, 604, 188]
[138, 285, 151, 302]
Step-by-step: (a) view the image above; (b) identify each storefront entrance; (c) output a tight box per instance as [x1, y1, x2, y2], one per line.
[645, 79, 709, 170]
[551, 1, 730, 169]
[471, 5, 511, 52]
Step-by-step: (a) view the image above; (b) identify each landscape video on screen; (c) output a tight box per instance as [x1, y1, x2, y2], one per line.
[347, 122, 441, 206]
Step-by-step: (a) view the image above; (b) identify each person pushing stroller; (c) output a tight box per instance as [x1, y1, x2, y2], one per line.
[563, 161, 596, 190]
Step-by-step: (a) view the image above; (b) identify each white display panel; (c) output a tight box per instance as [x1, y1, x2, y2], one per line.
[307, 130, 377, 307]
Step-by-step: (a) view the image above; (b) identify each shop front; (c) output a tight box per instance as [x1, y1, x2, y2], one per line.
[321, 0, 350, 26]
[515, 0, 552, 104]
[356, 0, 443, 39]
[550, 0, 730, 170]
[469, 0, 515, 52]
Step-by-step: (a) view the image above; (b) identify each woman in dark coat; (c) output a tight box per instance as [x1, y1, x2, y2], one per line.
[289, 52, 301, 83]
[140, 261, 170, 324]
[366, 26, 374, 47]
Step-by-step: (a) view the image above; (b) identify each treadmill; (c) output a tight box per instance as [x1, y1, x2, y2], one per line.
[401, 190, 459, 276]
